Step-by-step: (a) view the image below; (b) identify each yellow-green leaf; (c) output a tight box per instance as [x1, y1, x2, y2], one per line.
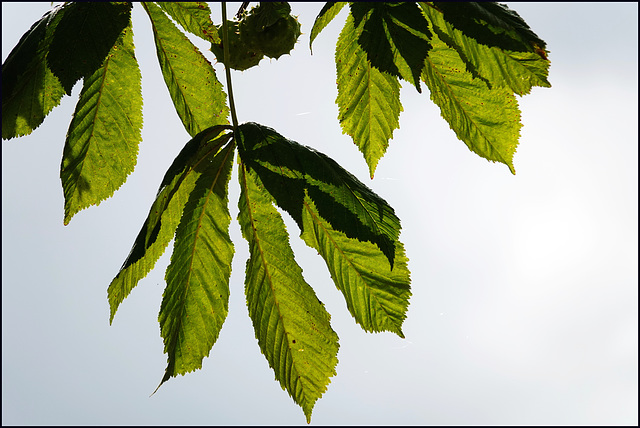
[237, 161, 339, 424]
[60, 22, 142, 224]
[301, 194, 411, 336]
[108, 126, 232, 323]
[156, 141, 235, 390]
[309, 2, 347, 53]
[157, 2, 220, 44]
[47, 2, 132, 95]
[421, 30, 522, 174]
[421, 2, 550, 95]
[335, 13, 402, 178]
[236, 122, 401, 269]
[143, 2, 228, 137]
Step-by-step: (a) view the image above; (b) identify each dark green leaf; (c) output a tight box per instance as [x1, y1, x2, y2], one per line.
[143, 2, 229, 137]
[236, 122, 401, 269]
[155, 140, 235, 390]
[1, 5, 66, 139]
[429, 2, 548, 57]
[47, 2, 132, 95]
[108, 126, 232, 323]
[349, 2, 431, 92]
[420, 2, 550, 95]
[238, 162, 339, 423]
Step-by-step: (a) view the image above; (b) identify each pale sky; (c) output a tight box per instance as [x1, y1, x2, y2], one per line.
[2, 2, 638, 425]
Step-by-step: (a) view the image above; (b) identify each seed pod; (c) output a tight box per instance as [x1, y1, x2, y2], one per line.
[239, 3, 301, 60]
[210, 20, 264, 71]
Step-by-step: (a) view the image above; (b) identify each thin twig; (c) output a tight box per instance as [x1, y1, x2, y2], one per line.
[221, 2, 239, 132]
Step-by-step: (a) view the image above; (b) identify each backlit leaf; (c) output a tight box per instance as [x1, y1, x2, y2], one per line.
[60, 21, 142, 224]
[349, 2, 431, 92]
[420, 2, 550, 95]
[47, 2, 131, 95]
[143, 2, 229, 137]
[309, 2, 347, 53]
[236, 122, 401, 269]
[301, 194, 411, 337]
[157, 2, 220, 44]
[238, 161, 339, 424]
[335, 13, 402, 178]
[156, 140, 235, 390]
[429, 2, 548, 58]
[1, 5, 66, 139]
[421, 30, 521, 174]
[108, 126, 232, 323]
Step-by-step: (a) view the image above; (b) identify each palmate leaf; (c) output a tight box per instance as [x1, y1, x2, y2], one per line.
[420, 2, 550, 96]
[60, 20, 142, 225]
[236, 122, 400, 269]
[238, 161, 339, 424]
[156, 2, 220, 44]
[143, 2, 229, 137]
[326, 1, 551, 175]
[108, 126, 232, 323]
[300, 195, 411, 336]
[335, 13, 402, 178]
[1, 5, 66, 139]
[421, 28, 522, 174]
[156, 140, 235, 390]
[236, 122, 410, 335]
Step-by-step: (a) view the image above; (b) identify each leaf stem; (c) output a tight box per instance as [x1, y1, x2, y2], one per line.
[221, 2, 239, 132]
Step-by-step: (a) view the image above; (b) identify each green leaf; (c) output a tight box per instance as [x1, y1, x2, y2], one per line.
[156, 1, 220, 44]
[60, 21, 143, 225]
[420, 2, 550, 95]
[349, 2, 432, 92]
[155, 140, 235, 390]
[335, 13, 403, 178]
[429, 2, 548, 57]
[238, 161, 339, 424]
[1, 5, 66, 139]
[309, 2, 347, 53]
[421, 29, 521, 174]
[108, 126, 232, 323]
[143, 2, 229, 137]
[236, 122, 401, 269]
[300, 194, 411, 337]
[47, 2, 132, 95]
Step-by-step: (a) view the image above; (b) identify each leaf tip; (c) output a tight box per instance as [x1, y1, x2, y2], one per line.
[108, 305, 117, 325]
[303, 405, 315, 424]
[150, 372, 170, 397]
[367, 158, 379, 179]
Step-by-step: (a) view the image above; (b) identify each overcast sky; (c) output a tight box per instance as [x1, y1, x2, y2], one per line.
[2, 2, 638, 425]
